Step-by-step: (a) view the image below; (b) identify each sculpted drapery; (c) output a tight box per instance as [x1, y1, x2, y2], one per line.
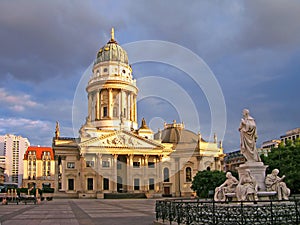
[238, 109, 261, 162]
[265, 169, 290, 200]
[236, 169, 258, 201]
[214, 172, 239, 201]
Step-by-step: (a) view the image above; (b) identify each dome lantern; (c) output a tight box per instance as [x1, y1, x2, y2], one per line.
[95, 28, 128, 64]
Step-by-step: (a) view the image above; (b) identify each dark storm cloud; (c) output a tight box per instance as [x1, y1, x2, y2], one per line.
[123, 0, 243, 59]
[241, 0, 300, 50]
[0, 0, 299, 151]
[0, 0, 116, 82]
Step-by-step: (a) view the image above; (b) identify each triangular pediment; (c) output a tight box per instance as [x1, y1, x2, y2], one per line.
[79, 130, 164, 149]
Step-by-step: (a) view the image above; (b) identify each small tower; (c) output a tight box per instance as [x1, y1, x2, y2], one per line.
[138, 118, 154, 139]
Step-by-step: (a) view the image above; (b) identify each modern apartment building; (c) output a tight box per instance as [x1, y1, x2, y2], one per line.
[0, 134, 30, 186]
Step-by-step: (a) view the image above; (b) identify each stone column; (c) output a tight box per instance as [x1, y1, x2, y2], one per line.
[175, 158, 181, 197]
[157, 155, 162, 193]
[144, 155, 149, 191]
[214, 157, 218, 170]
[112, 154, 118, 192]
[88, 94, 92, 122]
[96, 91, 100, 120]
[130, 93, 133, 121]
[95, 153, 102, 191]
[120, 89, 123, 118]
[108, 88, 113, 118]
[54, 155, 60, 192]
[61, 156, 67, 191]
[133, 95, 137, 122]
[126, 92, 130, 120]
[127, 154, 133, 192]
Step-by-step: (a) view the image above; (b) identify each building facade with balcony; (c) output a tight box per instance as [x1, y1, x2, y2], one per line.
[280, 128, 300, 143]
[224, 150, 246, 172]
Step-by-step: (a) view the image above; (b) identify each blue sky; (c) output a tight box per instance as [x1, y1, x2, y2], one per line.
[0, 0, 299, 152]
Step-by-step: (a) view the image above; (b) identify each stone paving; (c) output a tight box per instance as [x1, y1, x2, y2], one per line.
[0, 199, 157, 225]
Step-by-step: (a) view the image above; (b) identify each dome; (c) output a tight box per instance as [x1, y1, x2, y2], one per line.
[95, 28, 128, 64]
[154, 127, 201, 144]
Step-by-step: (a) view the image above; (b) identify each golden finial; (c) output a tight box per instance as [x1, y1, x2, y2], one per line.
[111, 27, 115, 41]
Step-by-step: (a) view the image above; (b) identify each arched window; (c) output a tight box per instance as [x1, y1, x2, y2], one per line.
[186, 167, 192, 182]
[163, 167, 169, 182]
[206, 166, 211, 171]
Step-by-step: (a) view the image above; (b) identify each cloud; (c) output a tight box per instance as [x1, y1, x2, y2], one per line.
[240, 0, 300, 50]
[0, 0, 121, 83]
[0, 0, 299, 151]
[0, 117, 52, 145]
[0, 117, 74, 146]
[0, 88, 39, 112]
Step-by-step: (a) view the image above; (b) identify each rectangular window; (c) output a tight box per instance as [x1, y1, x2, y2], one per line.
[86, 161, 94, 168]
[68, 179, 74, 191]
[87, 178, 93, 190]
[103, 178, 109, 190]
[133, 161, 140, 168]
[67, 162, 75, 169]
[149, 178, 155, 190]
[102, 160, 110, 168]
[134, 178, 140, 190]
[103, 106, 108, 117]
[117, 162, 122, 170]
[148, 162, 155, 168]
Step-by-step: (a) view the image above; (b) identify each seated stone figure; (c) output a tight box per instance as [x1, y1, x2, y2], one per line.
[236, 169, 258, 201]
[214, 172, 239, 201]
[265, 169, 290, 200]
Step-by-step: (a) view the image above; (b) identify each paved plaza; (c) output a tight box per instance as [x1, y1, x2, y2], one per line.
[0, 199, 157, 225]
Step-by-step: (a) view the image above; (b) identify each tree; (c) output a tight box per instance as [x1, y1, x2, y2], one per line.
[261, 138, 300, 194]
[191, 170, 226, 198]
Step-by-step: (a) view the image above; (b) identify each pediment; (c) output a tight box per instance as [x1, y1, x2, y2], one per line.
[79, 130, 164, 149]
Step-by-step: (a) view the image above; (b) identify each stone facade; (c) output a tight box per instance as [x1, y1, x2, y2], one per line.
[22, 146, 55, 189]
[52, 29, 225, 198]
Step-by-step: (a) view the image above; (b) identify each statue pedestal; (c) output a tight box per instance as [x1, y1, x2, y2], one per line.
[237, 162, 268, 191]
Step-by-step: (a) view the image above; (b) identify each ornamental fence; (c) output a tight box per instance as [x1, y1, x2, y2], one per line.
[155, 198, 300, 225]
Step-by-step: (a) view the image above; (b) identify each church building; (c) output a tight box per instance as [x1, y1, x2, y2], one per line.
[52, 29, 225, 198]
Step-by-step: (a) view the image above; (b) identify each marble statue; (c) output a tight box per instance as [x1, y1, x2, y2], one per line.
[265, 169, 290, 200]
[236, 169, 258, 201]
[214, 172, 239, 201]
[238, 109, 261, 162]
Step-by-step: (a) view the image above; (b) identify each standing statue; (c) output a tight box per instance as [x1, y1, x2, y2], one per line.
[265, 169, 290, 200]
[214, 172, 239, 201]
[55, 121, 60, 139]
[238, 109, 261, 162]
[236, 169, 258, 201]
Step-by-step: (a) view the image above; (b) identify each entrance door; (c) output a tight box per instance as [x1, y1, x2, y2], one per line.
[164, 187, 170, 195]
[68, 179, 74, 191]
